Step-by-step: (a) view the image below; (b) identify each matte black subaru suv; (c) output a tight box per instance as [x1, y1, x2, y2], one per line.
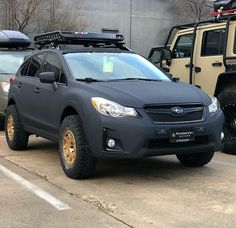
[6, 31, 224, 179]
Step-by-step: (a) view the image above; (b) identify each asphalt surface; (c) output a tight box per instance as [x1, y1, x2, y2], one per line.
[0, 131, 236, 227]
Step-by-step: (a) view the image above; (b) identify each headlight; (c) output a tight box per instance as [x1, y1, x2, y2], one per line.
[208, 96, 220, 113]
[0, 82, 10, 93]
[91, 97, 138, 118]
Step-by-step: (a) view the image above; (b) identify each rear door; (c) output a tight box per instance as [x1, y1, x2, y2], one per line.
[16, 53, 45, 128]
[193, 27, 226, 96]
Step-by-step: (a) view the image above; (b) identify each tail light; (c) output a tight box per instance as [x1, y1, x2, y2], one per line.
[10, 75, 16, 85]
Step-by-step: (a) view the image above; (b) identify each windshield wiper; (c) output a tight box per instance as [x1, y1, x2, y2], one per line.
[76, 78, 104, 83]
[110, 78, 162, 82]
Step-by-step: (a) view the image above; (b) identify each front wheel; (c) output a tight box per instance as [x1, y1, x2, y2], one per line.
[59, 115, 97, 179]
[218, 88, 236, 154]
[176, 151, 214, 167]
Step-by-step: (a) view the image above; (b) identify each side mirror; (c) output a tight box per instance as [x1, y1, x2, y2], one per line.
[39, 72, 56, 84]
[163, 49, 172, 66]
[148, 48, 163, 65]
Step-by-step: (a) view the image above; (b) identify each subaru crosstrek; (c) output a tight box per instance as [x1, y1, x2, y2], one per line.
[5, 31, 224, 179]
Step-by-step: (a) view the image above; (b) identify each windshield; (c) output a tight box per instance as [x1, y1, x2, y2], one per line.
[64, 52, 171, 82]
[0, 52, 29, 74]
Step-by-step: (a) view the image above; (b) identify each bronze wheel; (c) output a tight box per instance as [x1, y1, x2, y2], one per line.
[7, 115, 14, 141]
[63, 130, 77, 167]
[59, 115, 97, 179]
[5, 105, 28, 150]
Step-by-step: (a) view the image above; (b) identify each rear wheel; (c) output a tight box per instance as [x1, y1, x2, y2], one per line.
[5, 105, 29, 150]
[59, 115, 97, 179]
[176, 151, 214, 167]
[218, 88, 236, 154]
[0, 117, 4, 130]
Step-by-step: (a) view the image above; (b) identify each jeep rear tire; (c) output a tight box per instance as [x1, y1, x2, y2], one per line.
[176, 151, 214, 167]
[0, 117, 4, 130]
[218, 88, 236, 154]
[59, 115, 97, 179]
[5, 105, 29, 150]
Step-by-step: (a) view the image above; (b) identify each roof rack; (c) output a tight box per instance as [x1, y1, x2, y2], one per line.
[0, 30, 31, 48]
[34, 31, 125, 48]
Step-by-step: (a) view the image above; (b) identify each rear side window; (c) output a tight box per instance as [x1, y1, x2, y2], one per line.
[28, 54, 44, 77]
[42, 54, 65, 84]
[201, 29, 226, 56]
[20, 59, 30, 76]
[172, 34, 193, 59]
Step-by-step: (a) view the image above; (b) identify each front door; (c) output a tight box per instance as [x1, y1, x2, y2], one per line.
[34, 53, 67, 138]
[165, 32, 193, 83]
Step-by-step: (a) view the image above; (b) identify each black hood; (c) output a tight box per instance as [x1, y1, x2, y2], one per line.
[81, 81, 212, 108]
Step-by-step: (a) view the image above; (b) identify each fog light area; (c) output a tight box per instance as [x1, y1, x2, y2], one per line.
[107, 139, 116, 148]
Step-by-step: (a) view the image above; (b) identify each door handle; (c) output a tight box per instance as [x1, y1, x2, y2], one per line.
[34, 88, 40, 93]
[195, 66, 201, 73]
[17, 82, 22, 88]
[212, 61, 222, 67]
[185, 63, 194, 68]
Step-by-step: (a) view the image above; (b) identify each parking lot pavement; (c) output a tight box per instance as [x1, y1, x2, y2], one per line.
[1, 131, 236, 227]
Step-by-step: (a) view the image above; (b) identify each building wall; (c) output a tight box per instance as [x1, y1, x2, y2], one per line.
[77, 0, 174, 57]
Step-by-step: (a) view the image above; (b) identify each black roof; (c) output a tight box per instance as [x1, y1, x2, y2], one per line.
[0, 30, 31, 48]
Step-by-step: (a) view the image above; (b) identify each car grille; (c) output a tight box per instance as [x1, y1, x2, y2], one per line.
[144, 104, 204, 123]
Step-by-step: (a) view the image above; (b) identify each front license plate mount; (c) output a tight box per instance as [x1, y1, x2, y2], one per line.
[170, 128, 195, 143]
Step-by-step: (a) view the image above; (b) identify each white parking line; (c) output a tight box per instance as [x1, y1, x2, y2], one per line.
[212, 160, 236, 169]
[0, 164, 71, 211]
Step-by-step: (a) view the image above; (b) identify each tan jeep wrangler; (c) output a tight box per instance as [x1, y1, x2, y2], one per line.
[150, 14, 236, 154]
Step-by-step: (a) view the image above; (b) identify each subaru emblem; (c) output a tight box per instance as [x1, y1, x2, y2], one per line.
[171, 107, 184, 115]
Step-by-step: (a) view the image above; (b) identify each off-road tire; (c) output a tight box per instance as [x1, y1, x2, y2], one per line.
[59, 115, 97, 179]
[176, 151, 214, 167]
[0, 117, 4, 130]
[5, 105, 29, 150]
[218, 88, 236, 154]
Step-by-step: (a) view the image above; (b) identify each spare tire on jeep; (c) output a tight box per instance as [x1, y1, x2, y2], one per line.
[218, 88, 236, 154]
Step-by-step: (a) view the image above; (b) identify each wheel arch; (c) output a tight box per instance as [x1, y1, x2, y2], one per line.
[8, 98, 16, 107]
[60, 106, 79, 124]
[214, 72, 236, 96]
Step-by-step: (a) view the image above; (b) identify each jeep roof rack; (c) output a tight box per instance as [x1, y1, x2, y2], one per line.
[0, 30, 31, 48]
[34, 31, 125, 48]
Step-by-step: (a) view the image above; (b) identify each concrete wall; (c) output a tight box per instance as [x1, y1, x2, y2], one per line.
[76, 0, 174, 57]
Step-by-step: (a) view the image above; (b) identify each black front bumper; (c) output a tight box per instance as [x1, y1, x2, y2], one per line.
[85, 109, 224, 159]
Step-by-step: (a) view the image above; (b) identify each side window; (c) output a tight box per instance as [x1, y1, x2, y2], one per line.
[172, 34, 193, 59]
[42, 54, 66, 84]
[201, 29, 226, 56]
[20, 59, 30, 76]
[28, 54, 45, 77]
